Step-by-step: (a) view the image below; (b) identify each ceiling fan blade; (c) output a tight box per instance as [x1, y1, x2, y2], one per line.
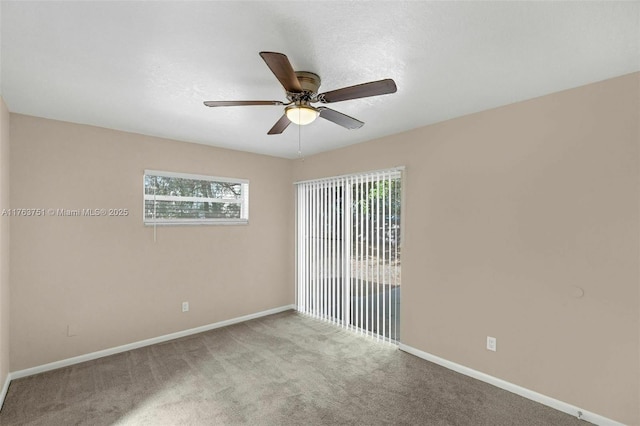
[318, 79, 397, 103]
[267, 114, 291, 135]
[317, 107, 364, 129]
[204, 100, 284, 107]
[259, 52, 303, 93]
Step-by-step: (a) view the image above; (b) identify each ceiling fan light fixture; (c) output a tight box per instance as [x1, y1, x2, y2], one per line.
[286, 105, 319, 125]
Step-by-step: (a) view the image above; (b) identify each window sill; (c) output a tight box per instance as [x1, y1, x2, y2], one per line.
[144, 220, 249, 226]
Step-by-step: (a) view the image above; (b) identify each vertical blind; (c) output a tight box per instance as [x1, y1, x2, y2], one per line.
[296, 168, 402, 343]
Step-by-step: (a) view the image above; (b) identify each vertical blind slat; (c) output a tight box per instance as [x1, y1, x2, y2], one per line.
[376, 172, 381, 341]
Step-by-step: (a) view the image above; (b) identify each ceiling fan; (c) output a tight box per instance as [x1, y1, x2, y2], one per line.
[203, 52, 397, 135]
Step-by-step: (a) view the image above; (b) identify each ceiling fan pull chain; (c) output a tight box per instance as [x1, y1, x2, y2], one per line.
[298, 120, 302, 158]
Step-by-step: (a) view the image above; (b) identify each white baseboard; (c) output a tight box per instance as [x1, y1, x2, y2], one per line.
[8, 304, 295, 383]
[0, 373, 10, 411]
[399, 343, 624, 426]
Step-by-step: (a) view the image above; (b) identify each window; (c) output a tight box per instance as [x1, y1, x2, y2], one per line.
[144, 170, 249, 225]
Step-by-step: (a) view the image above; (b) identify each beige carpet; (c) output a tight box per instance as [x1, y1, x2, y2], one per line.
[0, 311, 586, 425]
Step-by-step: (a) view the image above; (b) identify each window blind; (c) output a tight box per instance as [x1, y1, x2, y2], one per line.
[296, 168, 402, 342]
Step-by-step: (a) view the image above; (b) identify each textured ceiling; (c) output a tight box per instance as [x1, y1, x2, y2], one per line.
[1, 1, 638, 159]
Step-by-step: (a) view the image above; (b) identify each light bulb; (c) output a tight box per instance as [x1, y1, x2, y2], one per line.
[286, 105, 319, 125]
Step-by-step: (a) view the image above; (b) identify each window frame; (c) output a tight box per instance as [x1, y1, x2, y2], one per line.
[143, 169, 249, 226]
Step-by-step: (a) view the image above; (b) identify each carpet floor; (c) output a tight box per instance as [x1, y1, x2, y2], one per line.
[0, 311, 586, 425]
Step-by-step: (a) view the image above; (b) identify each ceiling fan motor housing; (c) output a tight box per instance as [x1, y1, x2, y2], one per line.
[295, 72, 321, 94]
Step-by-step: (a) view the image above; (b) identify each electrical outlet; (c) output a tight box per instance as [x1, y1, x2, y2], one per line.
[487, 336, 497, 352]
[182, 301, 189, 312]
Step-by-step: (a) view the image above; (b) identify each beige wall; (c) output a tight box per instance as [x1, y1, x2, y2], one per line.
[292, 73, 640, 425]
[0, 97, 10, 393]
[9, 115, 294, 371]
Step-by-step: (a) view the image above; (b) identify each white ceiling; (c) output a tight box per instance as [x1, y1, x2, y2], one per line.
[1, 1, 639, 159]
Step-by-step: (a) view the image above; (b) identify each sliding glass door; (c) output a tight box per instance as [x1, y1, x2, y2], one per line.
[296, 169, 402, 342]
